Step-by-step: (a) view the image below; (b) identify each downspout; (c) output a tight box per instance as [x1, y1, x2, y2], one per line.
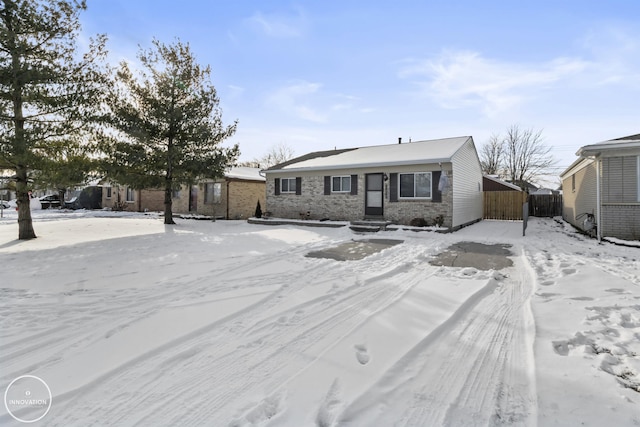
[596, 158, 602, 242]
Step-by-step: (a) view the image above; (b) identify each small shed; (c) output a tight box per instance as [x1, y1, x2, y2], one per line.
[482, 175, 526, 220]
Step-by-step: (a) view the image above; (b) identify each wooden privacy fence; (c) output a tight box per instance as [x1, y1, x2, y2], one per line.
[483, 191, 528, 220]
[528, 194, 563, 217]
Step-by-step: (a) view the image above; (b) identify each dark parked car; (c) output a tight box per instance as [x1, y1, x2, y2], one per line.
[40, 194, 61, 209]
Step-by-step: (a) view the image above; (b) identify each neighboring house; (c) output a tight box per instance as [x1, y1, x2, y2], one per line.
[560, 134, 640, 240]
[264, 136, 483, 229]
[507, 180, 538, 193]
[102, 167, 265, 219]
[196, 167, 266, 219]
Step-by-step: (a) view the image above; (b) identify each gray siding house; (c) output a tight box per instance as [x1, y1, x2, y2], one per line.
[264, 136, 483, 229]
[560, 134, 640, 240]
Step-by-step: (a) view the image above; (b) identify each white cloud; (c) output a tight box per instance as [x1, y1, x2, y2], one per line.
[246, 9, 306, 38]
[400, 50, 589, 117]
[267, 81, 327, 123]
[580, 25, 640, 87]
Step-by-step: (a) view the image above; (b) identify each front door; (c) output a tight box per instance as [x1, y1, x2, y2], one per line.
[189, 186, 198, 212]
[365, 173, 384, 216]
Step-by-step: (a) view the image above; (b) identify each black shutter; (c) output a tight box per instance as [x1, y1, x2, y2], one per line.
[350, 175, 358, 195]
[389, 173, 398, 202]
[295, 177, 302, 195]
[324, 176, 331, 195]
[432, 171, 442, 203]
[274, 178, 280, 195]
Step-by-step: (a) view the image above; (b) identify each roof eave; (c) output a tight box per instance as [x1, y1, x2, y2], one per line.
[265, 157, 454, 174]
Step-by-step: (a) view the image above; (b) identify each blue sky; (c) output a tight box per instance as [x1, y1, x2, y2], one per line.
[80, 1, 640, 178]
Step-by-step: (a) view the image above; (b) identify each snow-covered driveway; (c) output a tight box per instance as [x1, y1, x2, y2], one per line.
[0, 214, 638, 426]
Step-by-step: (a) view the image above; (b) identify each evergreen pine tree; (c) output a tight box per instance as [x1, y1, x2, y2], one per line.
[0, 0, 107, 239]
[102, 39, 238, 224]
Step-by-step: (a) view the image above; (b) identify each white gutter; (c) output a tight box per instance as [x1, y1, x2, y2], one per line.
[267, 157, 454, 174]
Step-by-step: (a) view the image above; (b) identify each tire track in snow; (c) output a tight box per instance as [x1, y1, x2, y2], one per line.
[131, 258, 428, 425]
[338, 249, 537, 426]
[46, 242, 436, 426]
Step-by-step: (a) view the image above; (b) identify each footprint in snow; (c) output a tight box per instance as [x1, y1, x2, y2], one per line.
[562, 268, 577, 276]
[540, 280, 555, 286]
[355, 344, 370, 365]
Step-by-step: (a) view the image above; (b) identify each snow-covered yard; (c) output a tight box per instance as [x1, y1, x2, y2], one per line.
[0, 211, 638, 426]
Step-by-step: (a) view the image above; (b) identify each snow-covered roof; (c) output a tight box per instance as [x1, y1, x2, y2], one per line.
[268, 136, 472, 172]
[225, 167, 265, 182]
[576, 134, 640, 157]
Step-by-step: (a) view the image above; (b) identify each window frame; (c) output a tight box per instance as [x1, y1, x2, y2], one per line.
[331, 175, 351, 193]
[125, 187, 135, 202]
[204, 182, 222, 204]
[213, 182, 222, 204]
[106, 187, 112, 199]
[281, 177, 297, 194]
[398, 172, 432, 199]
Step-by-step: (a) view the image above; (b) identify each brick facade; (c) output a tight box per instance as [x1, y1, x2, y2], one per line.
[102, 179, 265, 219]
[266, 170, 453, 227]
[197, 179, 266, 219]
[602, 204, 640, 240]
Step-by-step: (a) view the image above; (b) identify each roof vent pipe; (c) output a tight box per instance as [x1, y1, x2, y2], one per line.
[398, 137, 402, 144]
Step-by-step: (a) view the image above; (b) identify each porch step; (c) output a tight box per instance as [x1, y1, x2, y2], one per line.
[349, 220, 393, 232]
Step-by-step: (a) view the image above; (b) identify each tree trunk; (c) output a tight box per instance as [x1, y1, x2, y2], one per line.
[16, 167, 36, 240]
[58, 189, 66, 209]
[164, 180, 175, 225]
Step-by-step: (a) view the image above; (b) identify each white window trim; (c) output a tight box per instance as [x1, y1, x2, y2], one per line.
[332, 175, 351, 193]
[125, 187, 135, 202]
[398, 172, 432, 199]
[281, 178, 297, 193]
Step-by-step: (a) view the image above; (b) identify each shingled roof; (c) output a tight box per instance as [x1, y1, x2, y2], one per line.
[266, 148, 357, 171]
[266, 136, 473, 173]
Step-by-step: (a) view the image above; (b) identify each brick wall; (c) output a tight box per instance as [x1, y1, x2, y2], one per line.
[266, 172, 453, 226]
[602, 204, 640, 240]
[197, 179, 265, 219]
[227, 180, 266, 219]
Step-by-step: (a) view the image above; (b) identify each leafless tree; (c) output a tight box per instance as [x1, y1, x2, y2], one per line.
[479, 134, 504, 176]
[241, 143, 295, 169]
[502, 125, 556, 188]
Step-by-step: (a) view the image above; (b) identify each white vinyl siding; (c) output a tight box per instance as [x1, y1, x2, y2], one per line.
[451, 138, 483, 227]
[602, 156, 639, 203]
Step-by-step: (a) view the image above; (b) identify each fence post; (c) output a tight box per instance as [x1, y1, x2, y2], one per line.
[523, 201, 529, 236]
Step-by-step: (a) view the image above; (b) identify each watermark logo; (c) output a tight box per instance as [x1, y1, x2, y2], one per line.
[4, 375, 52, 423]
